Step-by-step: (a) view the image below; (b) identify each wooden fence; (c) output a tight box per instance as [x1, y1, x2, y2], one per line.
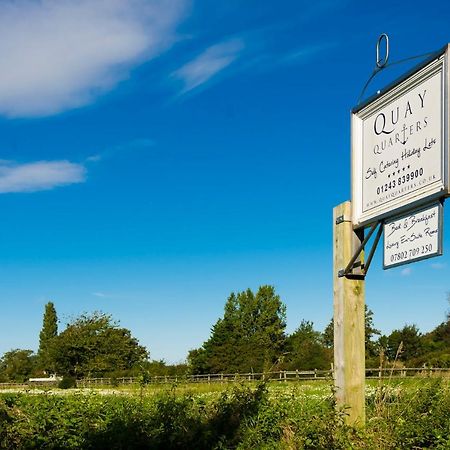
[76, 370, 329, 388]
[0, 382, 29, 389]
[75, 367, 450, 388]
[0, 367, 448, 390]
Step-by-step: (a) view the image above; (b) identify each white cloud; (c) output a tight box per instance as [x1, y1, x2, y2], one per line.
[430, 262, 445, 269]
[401, 267, 412, 276]
[0, 160, 86, 193]
[92, 292, 107, 298]
[0, 0, 187, 117]
[173, 38, 244, 94]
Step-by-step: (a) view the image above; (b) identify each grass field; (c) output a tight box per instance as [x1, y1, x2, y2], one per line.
[1, 378, 449, 449]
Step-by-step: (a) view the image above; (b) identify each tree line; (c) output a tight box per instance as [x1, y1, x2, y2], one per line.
[188, 285, 450, 373]
[1, 287, 449, 382]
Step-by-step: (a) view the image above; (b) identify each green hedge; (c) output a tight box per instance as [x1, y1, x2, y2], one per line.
[0, 380, 449, 449]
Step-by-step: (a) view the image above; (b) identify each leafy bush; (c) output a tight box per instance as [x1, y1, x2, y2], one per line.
[0, 380, 449, 449]
[58, 376, 77, 389]
[367, 379, 450, 449]
[0, 383, 268, 449]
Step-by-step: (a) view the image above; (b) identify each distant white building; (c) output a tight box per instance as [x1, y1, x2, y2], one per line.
[28, 374, 62, 383]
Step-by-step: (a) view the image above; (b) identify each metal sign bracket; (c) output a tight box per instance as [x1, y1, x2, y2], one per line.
[337, 221, 383, 279]
[357, 34, 438, 105]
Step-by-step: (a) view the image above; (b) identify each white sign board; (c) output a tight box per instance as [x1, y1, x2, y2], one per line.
[352, 49, 449, 227]
[383, 203, 443, 269]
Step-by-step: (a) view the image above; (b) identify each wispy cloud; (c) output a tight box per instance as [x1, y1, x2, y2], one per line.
[86, 138, 155, 163]
[430, 262, 446, 270]
[0, 0, 187, 117]
[170, 36, 334, 98]
[92, 292, 109, 298]
[401, 267, 412, 276]
[172, 38, 244, 94]
[0, 160, 86, 193]
[280, 42, 337, 65]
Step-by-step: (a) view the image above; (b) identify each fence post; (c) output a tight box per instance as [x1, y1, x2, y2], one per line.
[333, 201, 366, 426]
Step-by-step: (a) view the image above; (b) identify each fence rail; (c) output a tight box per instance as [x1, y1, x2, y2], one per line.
[76, 370, 329, 387]
[0, 368, 448, 390]
[75, 367, 450, 388]
[0, 382, 29, 389]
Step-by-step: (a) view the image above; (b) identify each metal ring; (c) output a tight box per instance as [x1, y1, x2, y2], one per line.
[376, 33, 389, 68]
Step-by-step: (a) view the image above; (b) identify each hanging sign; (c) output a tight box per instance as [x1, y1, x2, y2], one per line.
[383, 202, 443, 269]
[351, 47, 449, 228]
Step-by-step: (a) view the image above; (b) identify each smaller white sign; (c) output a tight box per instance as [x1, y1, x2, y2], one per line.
[383, 203, 442, 269]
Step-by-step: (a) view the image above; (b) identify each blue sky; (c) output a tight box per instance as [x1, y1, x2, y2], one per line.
[1, 0, 450, 363]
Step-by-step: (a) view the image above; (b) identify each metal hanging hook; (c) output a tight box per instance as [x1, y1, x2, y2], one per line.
[357, 34, 438, 105]
[376, 33, 389, 69]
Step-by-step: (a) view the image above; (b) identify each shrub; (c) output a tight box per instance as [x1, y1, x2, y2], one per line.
[58, 376, 77, 389]
[0, 380, 448, 449]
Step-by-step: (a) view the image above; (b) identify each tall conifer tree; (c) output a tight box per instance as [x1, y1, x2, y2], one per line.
[38, 301, 58, 372]
[189, 286, 287, 374]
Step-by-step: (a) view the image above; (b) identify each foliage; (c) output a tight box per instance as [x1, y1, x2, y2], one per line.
[0, 380, 449, 449]
[284, 320, 331, 370]
[48, 312, 149, 378]
[187, 348, 209, 375]
[0, 383, 268, 449]
[189, 286, 287, 374]
[364, 306, 381, 357]
[429, 317, 450, 347]
[322, 319, 334, 349]
[37, 301, 58, 373]
[2, 296, 450, 386]
[323, 305, 380, 359]
[382, 324, 423, 362]
[366, 379, 450, 449]
[141, 359, 189, 377]
[0, 349, 36, 382]
[377, 298, 450, 367]
[58, 376, 77, 389]
[412, 304, 450, 367]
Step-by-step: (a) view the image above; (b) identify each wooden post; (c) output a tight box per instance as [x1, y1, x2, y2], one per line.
[333, 201, 365, 425]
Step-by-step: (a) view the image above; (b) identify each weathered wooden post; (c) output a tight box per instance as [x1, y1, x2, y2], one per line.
[333, 201, 365, 425]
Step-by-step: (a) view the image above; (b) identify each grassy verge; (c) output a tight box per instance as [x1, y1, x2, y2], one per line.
[0, 379, 449, 449]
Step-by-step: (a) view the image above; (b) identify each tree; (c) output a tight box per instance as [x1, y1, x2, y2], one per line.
[431, 319, 450, 345]
[375, 297, 450, 367]
[385, 324, 423, 362]
[38, 301, 58, 372]
[0, 349, 36, 382]
[322, 319, 334, 349]
[322, 305, 380, 358]
[49, 312, 149, 378]
[418, 318, 450, 367]
[364, 306, 381, 357]
[189, 286, 287, 374]
[285, 321, 331, 370]
[429, 294, 450, 347]
[187, 348, 209, 374]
